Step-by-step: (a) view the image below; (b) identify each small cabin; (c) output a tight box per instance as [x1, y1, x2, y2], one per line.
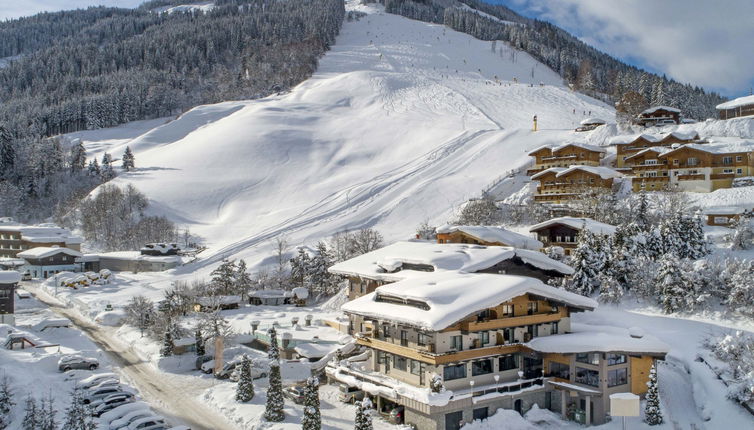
[249, 290, 290, 306]
[16, 246, 82, 279]
[529, 217, 616, 255]
[635, 106, 681, 126]
[193, 295, 241, 312]
[704, 207, 747, 226]
[717, 95, 754, 120]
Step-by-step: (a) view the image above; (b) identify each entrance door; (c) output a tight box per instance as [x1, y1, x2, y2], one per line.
[514, 399, 523, 415]
[419, 362, 426, 385]
[444, 411, 464, 430]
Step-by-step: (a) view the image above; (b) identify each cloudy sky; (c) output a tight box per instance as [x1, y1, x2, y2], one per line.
[2, 0, 752, 98]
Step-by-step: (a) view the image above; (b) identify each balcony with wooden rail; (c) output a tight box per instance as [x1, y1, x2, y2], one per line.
[355, 335, 526, 365]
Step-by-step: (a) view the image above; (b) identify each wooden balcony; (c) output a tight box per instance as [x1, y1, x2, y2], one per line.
[355, 336, 525, 365]
[677, 174, 706, 181]
[710, 173, 735, 180]
[460, 312, 564, 332]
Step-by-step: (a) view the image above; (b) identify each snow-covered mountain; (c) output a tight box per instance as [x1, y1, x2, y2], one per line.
[69, 0, 614, 272]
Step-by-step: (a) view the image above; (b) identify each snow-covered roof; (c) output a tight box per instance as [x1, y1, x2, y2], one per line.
[328, 241, 568, 282]
[93, 251, 181, 263]
[717, 94, 754, 110]
[294, 342, 337, 359]
[579, 117, 606, 125]
[703, 206, 746, 215]
[529, 217, 616, 236]
[610, 131, 698, 146]
[660, 140, 754, 156]
[555, 165, 623, 180]
[623, 146, 671, 161]
[640, 106, 681, 115]
[513, 249, 574, 275]
[17, 246, 83, 259]
[0, 258, 25, 267]
[435, 225, 543, 250]
[528, 323, 669, 356]
[342, 273, 596, 331]
[0, 271, 21, 284]
[291, 287, 309, 299]
[528, 142, 606, 156]
[249, 289, 290, 298]
[531, 167, 566, 179]
[195, 295, 241, 306]
[0, 223, 83, 245]
[140, 243, 179, 254]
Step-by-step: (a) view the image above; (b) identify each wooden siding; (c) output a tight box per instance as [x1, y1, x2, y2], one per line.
[354, 337, 525, 365]
[534, 169, 615, 204]
[630, 356, 654, 395]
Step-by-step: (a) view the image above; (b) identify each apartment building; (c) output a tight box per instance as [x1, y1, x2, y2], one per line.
[526, 143, 606, 176]
[531, 166, 623, 204]
[330, 273, 667, 428]
[611, 131, 700, 169]
[0, 221, 82, 259]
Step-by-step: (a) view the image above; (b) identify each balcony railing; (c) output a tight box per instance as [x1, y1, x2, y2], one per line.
[678, 174, 706, 181]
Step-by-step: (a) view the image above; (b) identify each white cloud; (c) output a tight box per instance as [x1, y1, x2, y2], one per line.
[0, 1, 144, 21]
[509, 0, 754, 97]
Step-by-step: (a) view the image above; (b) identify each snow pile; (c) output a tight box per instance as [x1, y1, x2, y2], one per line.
[555, 165, 623, 180]
[435, 225, 543, 250]
[152, 2, 215, 14]
[460, 408, 537, 430]
[0, 270, 21, 284]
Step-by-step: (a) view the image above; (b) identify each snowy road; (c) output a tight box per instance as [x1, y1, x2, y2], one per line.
[25, 283, 239, 430]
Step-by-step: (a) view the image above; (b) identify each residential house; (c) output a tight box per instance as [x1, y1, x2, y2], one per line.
[193, 295, 242, 312]
[435, 225, 542, 250]
[328, 241, 574, 301]
[526, 143, 606, 176]
[330, 273, 667, 428]
[612, 131, 700, 169]
[575, 118, 606, 132]
[634, 106, 681, 127]
[140, 243, 180, 256]
[0, 271, 21, 325]
[704, 207, 747, 226]
[532, 166, 623, 204]
[78, 251, 182, 272]
[529, 217, 616, 255]
[249, 290, 291, 306]
[0, 221, 83, 259]
[717, 95, 754, 120]
[17, 247, 82, 279]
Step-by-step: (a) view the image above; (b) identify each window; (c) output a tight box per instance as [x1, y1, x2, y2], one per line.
[736, 156, 743, 162]
[501, 305, 514, 317]
[400, 330, 408, 347]
[381, 324, 390, 340]
[477, 309, 492, 321]
[62, 256, 68, 262]
[723, 169, 734, 174]
[607, 354, 626, 365]
[551, 321, 559, 334]
[673, 159, 679, 165]
[499, 354, 518, 371]
[472, 359, 493, 376]
[576, 353, 600, 365]
[645, 159, 657, 165]
[608, 368, 628, 387]
[473, 407, 488, 421]
[723, 156, 733, 165]
[450, 335, 463, 351]
[0, 290, 9, 299]
[527, 302, 538, 315]
[687, 157, 698, 166]
[394, 355, 407, 371]
[549, 362, 570, 379]
[503, 328, 514, 344]
[360, 281, 367, 294]
[410, 359, 421, 375]
[527, 324, 539, 337]
[418, 332, 429, 347]
[737, 168, 743, 174]
[575, 367, 599, 387]
[647, 171, 657, 177]
[479, 331, 489, 346]
[443, 364, 466, 381]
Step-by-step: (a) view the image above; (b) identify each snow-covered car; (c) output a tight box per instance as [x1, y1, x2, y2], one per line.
[86, 378, 120, 391]
[100, 402, 149, 426]
[82, 386, 127, 404]
[282, 384, 306, 404]
[338, 384, 365, 403]
[228, 363, 269, 382]
[77, 372, 119, 389]
[125, 416, 167, 430]
[92, 394, 135, 417]
[58, 355, 99, 372]
[90, 391, 134, 408]
[110, 410, 157, 430]
[15, 289, 31, 299]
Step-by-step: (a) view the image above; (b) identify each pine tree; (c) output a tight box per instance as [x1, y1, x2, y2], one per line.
[39, 392, 57, 430]
[87, 159, 100, 178]
[635, 191, 650, 230]
[309, 241, 338, 296]
[0, 374, 14, 430]
[598, 272, 624, 304]
[69, 140, 87, 173]
[354, 398, 373, 430]
[301, 377, 321, 430]
[234, 259, 252, 299]
[659, 212, 684, 256]
[655, 253, 687, 314]
[644, 363, 663, 425]
[264, 327, 284, 422]
[235, 355, 255, 403]
[729, 215, 754, 250]
[685, 215, 709, 259]
[195, 328, 205, 356]
[210, 259, 237, 295]
[100, 153, 115, 181]
[22, 395, 38, 430]
[566, 229, 606, 296]
[121, 146, 135, 171]
[61, 388, 96, 430]
[290, 247, 311, 289]
[161, 330, 174, 357]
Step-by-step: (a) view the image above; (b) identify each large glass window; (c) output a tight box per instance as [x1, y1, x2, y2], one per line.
[450, 335, 463, 351]
[549, 362, 570, 379]
[575, 367, 599, 387]
[607, 353, 626, 365]
[472, 359, 493, 376]
[417, 332, 429, 346]
[527, 302, 538, 315]
[479, 331, 489, 346]
[400, 330, 408, 347]
[444, 364, 467, 381]
[499, 354, 518, 371]
[410, 359, 421, 375]
[502, 304, 514, 317]
[608, 368, 628, 387]
[394, 355, 407, 371]
[576, 352, 600, 365]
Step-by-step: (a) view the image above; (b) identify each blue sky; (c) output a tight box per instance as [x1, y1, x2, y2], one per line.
[2, 0, 752, 99]
[489, 0, 754, 99]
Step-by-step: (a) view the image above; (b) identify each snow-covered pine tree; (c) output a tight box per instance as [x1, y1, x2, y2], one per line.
[644, 363, 663, 425]
[235, 355, 254, 402]
[309, 241, 338, 296]
[655, 253, 688, 314]
[354, 398, 373, 430]
[87, 159, 100, 178]
[210, 259, 237, 295]
[597, 272, 624, 304]
[195, 328, 205, 356]
[729, 215, 754, 250]
[121, 146, 135, 171]
[22, 395, 38, 430]
[643, 227, 665, 260]
[626, 256, 658, 299]
[301, 377, 321, 430]
[566, 228, 606, 296]
[659, 212, 684, 256]
[61, 388, 96, 430]
[161, 330, 174, 357]
[100, 153, 115, 181]
[69, 140, 87, 173]
[290, 248, 311, 290]
[264, 327, 285, 422]
[39, 392, 57, 430]
[728, 260, 754, 316]
[685, 215, 709, 259]
[0, 374, 14, 430]
[234, 259, 253, 299]
[635, 191, 650, 230]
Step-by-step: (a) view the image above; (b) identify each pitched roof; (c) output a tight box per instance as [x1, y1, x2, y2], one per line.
[659, 140, 754, 156]
[640, 106, 681, 115]
[555, 165, 623, 180]
[531, 167, 566, 180]
[435, 225, 543, 250]
[341, 273, 597, 330]
[610, 131, 698, 146]
[17, 246, 82, 259]
[623, 146, 671, 161]
[717, 94, 754, 110]
[528, 142, 606, 156]
[528, 217, 616, 236]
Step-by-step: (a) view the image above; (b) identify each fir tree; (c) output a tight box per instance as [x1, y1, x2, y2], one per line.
[160, 330, 174, 357]
[234, 259, 252, 299]
[22, 395, 38, 430]
[301, 377, 321, 430]
[87, 159, 100, 178]
[729, 215, 754, 250]
[61, 388, 96, 430]
[121, 146, 135, 171]
[354, 398, 373, 430]
[566, 228, 607, 296]
[430, 374, 444, 393]
[685, 215, 709, 259]
[635, 191, 650, 230]
[264, 327, 284, 422]
[0, 374, 14, 430]
[659, 212, 684, 256]
[235, 355, 255, 403]
[655, 253, 688, 314]
[39, 392, 57, 430]
[69, 140, 87, 173]
[195, 328, 205, 356]
[100, 153, 115, 181]
[290, 247, 311, 289]
[309, 241, 338, 296]
[210, 259, 237, 295]
[598, 272, 624, 304]
[644, 363, 663, 425]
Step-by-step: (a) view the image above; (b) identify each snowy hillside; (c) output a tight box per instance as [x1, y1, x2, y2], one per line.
[71, 0, 613, 272]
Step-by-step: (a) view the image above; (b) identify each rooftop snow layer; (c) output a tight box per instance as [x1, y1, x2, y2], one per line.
[328, 241, 569, 281]
[641, 106, 681, 115]
[527, 323, 669, 355]
[0, 271, 21, 284]
[703, 206, 747, 215]
[528, 142, 606, 156]
[609, 131, 699, 145]
[342, 272, 596, 330]
[435, 225, 543, 250]
[531, 167, 567, 179]
[529, 217, 616, 235]
[580, 117, 606, 125]
[0, 223, 83, 244]
[555, 165, 623, 179]
[717, 94, 754, 110]
[17, 246, 82, 259]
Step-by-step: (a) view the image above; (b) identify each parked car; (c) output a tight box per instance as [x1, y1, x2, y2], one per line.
[58, 355, 99, 372]
[82, 386, 127, 404]
[92, 394, 134, 417]
[87, 378, 121, 391]
[91, 391, 135, 408]
[100, 401, 149, 425]
[282, 384, 306, 404]
[21, 271, 31, 281]
[228, 365, 268, 382]
[77, 372, 119, 389]
[338, 384, 365, 403]
[15, 289, 31, 299]
[195, 355, 212, 371]
[387, 406, 405, 424]
[110, 410, 155, 430]
[125, 416, 167, 430]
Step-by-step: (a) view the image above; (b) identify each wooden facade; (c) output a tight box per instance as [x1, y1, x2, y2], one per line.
[436, 230, 504, 246]
[534, 168, 617, 204]
[615, 133, 699, 168]
[635, 107, 680, 126]
[527, 144, 603, 176]
[529, 223, 582, 255]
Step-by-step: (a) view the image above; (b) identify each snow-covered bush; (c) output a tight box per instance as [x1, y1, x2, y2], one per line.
[706, 332, 754, 405]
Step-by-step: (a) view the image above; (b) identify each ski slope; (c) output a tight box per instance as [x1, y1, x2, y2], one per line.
[75, 0, 614, 273]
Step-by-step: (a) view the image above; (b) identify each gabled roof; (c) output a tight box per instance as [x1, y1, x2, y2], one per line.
[640, 106, 681, 115]
[529, 217, 616, 236]
[436, 225, 543, 250]
[0, 223, 83, 245]
[555, 165, 623, 180]
[611, 131, 698, 146]
[17, 246, 82, 259]
[659, 140, 754, 157]
[703, 206, 746, 215]
[717, 94, 754, 110]
[623, 146, 670, 161]
[528, 142, 606, 156]
[342, 273, 597, 331]
[527, 145, 553, 156]
[328, 241, 570, 282]
[531, 167, 566, 180]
